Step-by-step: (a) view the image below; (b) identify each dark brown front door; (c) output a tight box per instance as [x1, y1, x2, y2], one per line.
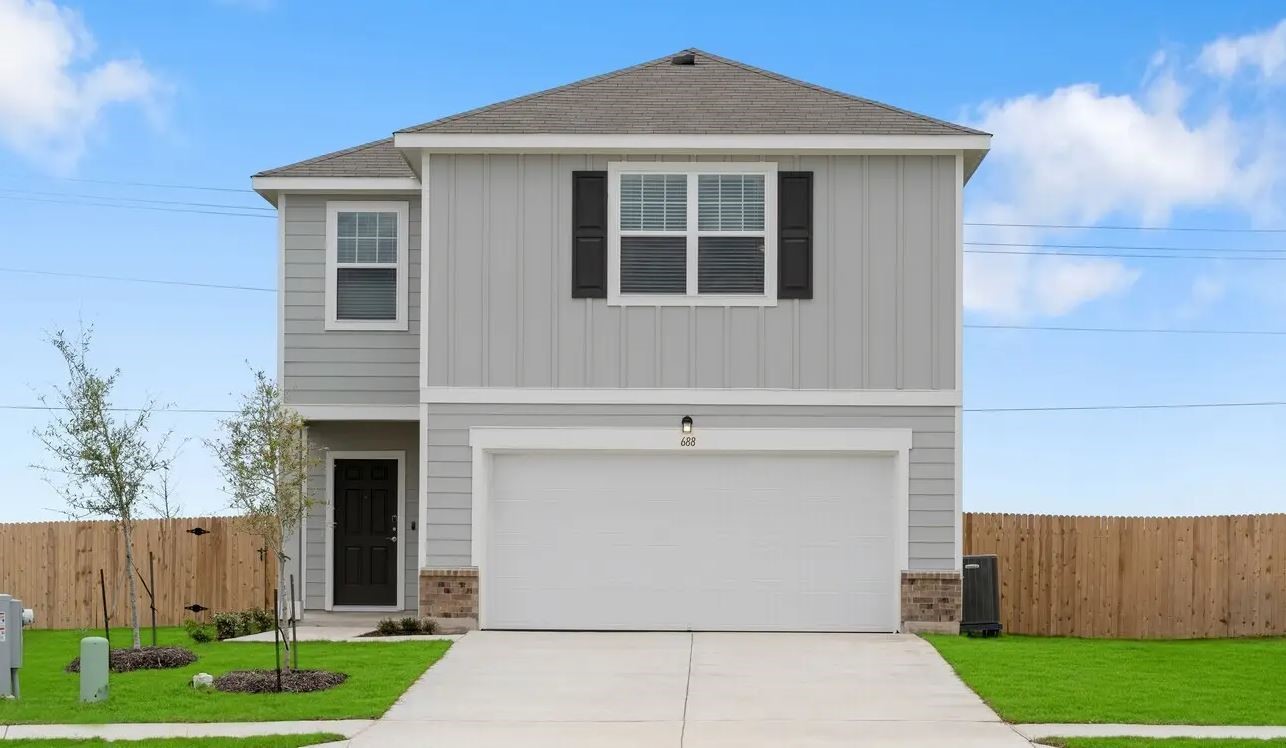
[333, 459, 398, 606]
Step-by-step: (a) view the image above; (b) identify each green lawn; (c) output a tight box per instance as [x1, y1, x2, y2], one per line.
[925, 634, 1286, 725]
[2, 736, 343, 747]
[0, 627, 449, 725]
[1041, 740, 1286, 748]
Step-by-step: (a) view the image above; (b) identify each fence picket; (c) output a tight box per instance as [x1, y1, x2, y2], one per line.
[965, 513, 1286, 639]
[0, 516, 267, 629]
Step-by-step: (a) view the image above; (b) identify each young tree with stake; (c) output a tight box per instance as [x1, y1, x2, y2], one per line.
[33, 327, 172, 650]
[209, 369, 315, 625]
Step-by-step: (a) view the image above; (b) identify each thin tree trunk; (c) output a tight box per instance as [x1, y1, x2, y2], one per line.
[122, 518, 142, 650]
[277, 555, 287, 617]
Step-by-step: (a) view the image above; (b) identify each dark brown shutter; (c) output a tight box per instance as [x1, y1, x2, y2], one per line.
[778, 171, 813, 299]
[571, 171, 608, 298]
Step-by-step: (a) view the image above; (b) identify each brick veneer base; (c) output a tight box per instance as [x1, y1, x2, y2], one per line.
[418, 567, 961, 634]
[901, 570, 962, 634]
[419, 567, 478, 630]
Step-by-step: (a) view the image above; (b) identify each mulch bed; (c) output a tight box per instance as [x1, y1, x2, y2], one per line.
[65, 645, 198, 673]
[213, 668, 348, 694]
[357, 629, 442, 638]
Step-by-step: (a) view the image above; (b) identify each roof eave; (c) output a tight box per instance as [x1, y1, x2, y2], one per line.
[250, 175, 423, 207]
[393, 132, 991, 154]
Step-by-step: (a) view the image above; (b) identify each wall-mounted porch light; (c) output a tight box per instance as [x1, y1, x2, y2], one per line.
[681, 416, 693, 434]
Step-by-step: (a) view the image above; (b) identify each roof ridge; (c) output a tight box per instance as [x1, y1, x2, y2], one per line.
[254, 136, 396, 177]
[396, 49, 690, 134]
[686, 48, 986, 136]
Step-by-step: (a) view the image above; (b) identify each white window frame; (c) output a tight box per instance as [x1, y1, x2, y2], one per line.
[325, 200, 410, 331]
[607, 161, 778, 307]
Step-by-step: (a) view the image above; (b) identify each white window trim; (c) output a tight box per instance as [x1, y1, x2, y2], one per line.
[323, 450, 408, 612]
[325, 200, 410, 331]
[607, 161, 778, 307]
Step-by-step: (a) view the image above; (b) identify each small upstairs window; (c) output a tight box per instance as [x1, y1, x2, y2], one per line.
[608, 162, 777, 306]
[325, 201, 409, 330]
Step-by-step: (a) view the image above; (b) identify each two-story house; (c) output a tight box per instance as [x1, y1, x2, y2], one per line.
[252, 49, 989, 634]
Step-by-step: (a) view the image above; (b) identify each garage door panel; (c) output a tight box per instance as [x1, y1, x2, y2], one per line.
[486, 451, 898, 631]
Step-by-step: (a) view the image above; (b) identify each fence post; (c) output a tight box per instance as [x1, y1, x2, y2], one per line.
[148, 552, 157, 647]
[98, 569, 109, 643]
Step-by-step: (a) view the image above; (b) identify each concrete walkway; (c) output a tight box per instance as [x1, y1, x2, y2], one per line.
[1021, 723, 1286, 740]
[0, 720, 373, 740]
[335, 631, 1035, 747]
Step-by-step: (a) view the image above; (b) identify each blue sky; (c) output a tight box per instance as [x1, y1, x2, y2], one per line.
[1, 0, 1284, 521]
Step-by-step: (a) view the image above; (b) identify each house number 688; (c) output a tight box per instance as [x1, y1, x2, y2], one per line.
[680, 436, 697, 447]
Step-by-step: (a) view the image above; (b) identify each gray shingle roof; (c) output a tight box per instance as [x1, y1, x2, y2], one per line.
[399, 48, 983, 136]
[256, 49, 984, 179]
[254, 138, 413, 179]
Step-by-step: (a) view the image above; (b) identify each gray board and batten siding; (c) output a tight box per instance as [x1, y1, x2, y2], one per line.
[279, 155, 958, 400]
[282, 194, 422, 406]
[424, 153, 958, 391]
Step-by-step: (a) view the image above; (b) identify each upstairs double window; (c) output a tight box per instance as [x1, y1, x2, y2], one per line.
[608, 162, 777, 306]
[325, 201, 409, 330]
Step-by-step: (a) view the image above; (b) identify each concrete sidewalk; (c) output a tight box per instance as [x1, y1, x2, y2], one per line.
[0, 720, 373, 741]
[1021, 723, 1286, 741]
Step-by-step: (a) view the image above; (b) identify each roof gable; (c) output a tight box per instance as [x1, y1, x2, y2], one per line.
[254, 138, 413, 179]
[398, 48, 982, 137]
[254, 48, 987, 181]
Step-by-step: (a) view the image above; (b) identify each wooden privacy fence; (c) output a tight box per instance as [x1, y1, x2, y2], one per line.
[0, 516, 271, 629]
[965, 513, 1286, 639]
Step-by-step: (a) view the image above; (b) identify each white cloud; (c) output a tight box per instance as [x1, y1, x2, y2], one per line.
[1199, 19, 1286, 82]
[1175, 274, 1227, 320]
[971, 79, 1260, 226]
[1031, 259, 1140, 316]
[0, 0, 161, 170]
[965, 252, 1139, 319]
[964, 32, 1282, 318]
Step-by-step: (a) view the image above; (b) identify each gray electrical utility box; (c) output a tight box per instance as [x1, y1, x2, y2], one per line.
[0, 594, 33, 698]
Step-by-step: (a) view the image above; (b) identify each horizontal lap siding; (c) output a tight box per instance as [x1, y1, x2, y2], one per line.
[428, 153, 957, 391]
[282, 193, 421, 405]
[423, 403, 956, 571]
[303, 421, 420, 610]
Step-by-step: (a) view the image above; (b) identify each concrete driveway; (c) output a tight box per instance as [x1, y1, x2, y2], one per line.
[348, 631, 1032, 747]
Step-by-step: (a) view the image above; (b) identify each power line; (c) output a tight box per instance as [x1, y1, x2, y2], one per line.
[966, 401, 1286, 413]
[966, 248, 1286, 262]
[2, 173, 256, 194]
[8, 401, 1286, 415]
[0, 187, 272, 212]
[966, 221, 1286, 234]
[6, 268, 1286, 337]
[0, 194, 273, 219]
[967, 323, 1286, 336]
[967, 240, 1286, 254]
[0, 404, 236, 414]
[0, 267, 274, 293]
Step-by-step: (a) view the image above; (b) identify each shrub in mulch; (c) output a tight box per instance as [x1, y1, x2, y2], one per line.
[362, 617, 438, 637]
[184, 619, 215, 643]
[212, 607, 275, 641]
[65, 645, 198, 673]
[213, 668, 347, 694]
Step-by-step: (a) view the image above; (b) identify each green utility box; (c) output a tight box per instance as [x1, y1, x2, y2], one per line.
[79, 636, 110, 703]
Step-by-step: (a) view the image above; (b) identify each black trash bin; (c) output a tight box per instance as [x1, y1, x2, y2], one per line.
[961, 554, 1002, 637]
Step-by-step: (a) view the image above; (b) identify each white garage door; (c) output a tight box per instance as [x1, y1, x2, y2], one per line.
[483, 451, 899, 631]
